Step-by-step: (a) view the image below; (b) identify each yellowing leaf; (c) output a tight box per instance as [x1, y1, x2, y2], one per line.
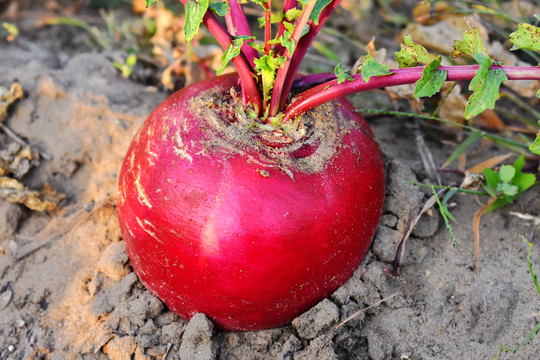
[509, 23, 540, 52]
[395, 35, 431, 68]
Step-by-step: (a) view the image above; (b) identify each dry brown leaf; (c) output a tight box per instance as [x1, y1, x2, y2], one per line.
[467, 153, 515, 174]
[0, 143, 37, 178]
[412, 1, 455, 25]
[474, 109, 505, 132]
[0, 82, 23, 123]
[0, 177, 65, 212]
[473, 197, 495, 274]
[458, 153, 467, 173]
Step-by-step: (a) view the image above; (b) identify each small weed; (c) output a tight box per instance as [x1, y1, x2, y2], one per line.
[493, 237, 540, 359]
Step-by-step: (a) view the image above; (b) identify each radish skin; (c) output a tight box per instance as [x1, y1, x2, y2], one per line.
[117, 73, 385, 331]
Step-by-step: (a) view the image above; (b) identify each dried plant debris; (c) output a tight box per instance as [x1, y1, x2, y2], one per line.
[0, 83, 23, 123]
[0, 142, 39, 178]
[0, 177, 65, 212]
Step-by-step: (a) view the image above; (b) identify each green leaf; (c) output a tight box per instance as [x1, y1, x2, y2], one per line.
[254, 53, 284, 105]
[513, 154, 525, 173]
[509, 23, 540, 52]
[284, 8, 303, 21]
[465, 65, 508, 120]
[217, 36, 254, 75]
[513, 173, 536, 193]
[452, 25, 486, 58]
[414, 56, 447, 97]
[145, 0, 159, 7]
[357, 53, 391, 83]
[483, 167, 500, 189]
[310, 0, 332, 26]
[444, 131, 482, 167]
[485, 197, 511, 212]
[209, 1, 229, 16]
[395, 35, 431, 68]
[334, 64, 354, 84]
[184, 0, 209, 42]
[529, 131, 540, 155]
[498, 165, 515, 183]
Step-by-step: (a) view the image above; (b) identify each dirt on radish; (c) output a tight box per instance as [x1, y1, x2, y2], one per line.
[1, 1, 540, 359]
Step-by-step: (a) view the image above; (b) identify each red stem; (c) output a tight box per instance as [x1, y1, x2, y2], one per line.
[225, 0, 258, 68]
[264, 0, 272, 54]
[275, 0, 299, 55]
[281, 65, 540, 122]
[268, 0, 317, 116]
[273, 0, 342, 115]
[179, 0, 262, 113]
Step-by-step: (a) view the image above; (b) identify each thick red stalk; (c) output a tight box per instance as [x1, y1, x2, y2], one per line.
[225, 0, 258, 68]
[178, 0, 262, 113]
[282, 65, 540, 122]
[268, 0, 317, 116]
[264, 0, 272, 54]
[275, 0, 299, 55]
[273, 0, 342, 114]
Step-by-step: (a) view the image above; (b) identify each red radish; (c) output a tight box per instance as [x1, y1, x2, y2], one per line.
[117, 73, 384, 331]
[117, 0, 540, 331]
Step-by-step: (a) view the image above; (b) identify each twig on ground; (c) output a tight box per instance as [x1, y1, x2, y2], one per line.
[14, 195, 115, 260]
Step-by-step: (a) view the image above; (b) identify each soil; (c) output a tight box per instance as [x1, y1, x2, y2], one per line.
[1, 2, 540, 360]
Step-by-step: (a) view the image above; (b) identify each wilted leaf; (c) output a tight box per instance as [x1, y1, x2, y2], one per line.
[452, 25, 486, 58]
[468, 153, 514, 174]
[0, 177, 64, 212]
[334, 64, 354, 84]
[0, 83, 23, 123]
[357, 53, 391, 83]
[509, 23, 540, 52]
[395, 35, 431, 68]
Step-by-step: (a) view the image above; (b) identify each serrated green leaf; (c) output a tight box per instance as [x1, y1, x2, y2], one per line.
[445, 131, 482, 166]
[414, 56, 447, 97]
[498, 165, 515, 183]
[465, 67, 507, 120]
[284, 8, 303, 21]
[145, 0, 158, 7]
[254, 52, 286, 106]
[483, 167, 500, 189]
[509, 23, 540, 52]
[185, 0, 209, 42]
[357, 53, 391, 83]
[334, 64, 354, 84]
[452, 25, 486, 58]
[310, 0, 332, 26]
[217, 36, 254, 75]
[395, 35, 431, 68]
[209, 2, 229, 16]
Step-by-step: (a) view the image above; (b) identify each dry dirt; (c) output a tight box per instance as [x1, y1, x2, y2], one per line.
[1, 2, 540, 360]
